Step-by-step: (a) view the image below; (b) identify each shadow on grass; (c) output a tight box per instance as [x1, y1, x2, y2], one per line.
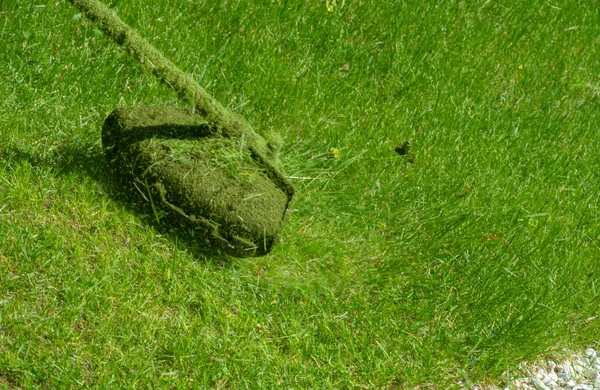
[0, 141, 231, 264]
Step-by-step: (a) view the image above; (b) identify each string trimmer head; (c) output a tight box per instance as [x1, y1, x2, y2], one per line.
[70, 0, 294, 256]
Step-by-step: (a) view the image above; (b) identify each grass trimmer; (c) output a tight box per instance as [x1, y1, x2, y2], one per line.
[69, 0, 294, 257]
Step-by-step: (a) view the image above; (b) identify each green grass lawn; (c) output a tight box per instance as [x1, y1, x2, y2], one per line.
[1, 0, 600, 387]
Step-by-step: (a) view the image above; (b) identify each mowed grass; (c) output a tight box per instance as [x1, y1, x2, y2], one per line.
[1, 0, 600, 387]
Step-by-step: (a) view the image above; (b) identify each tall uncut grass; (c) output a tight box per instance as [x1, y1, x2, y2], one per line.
[1, 0, 599, 387]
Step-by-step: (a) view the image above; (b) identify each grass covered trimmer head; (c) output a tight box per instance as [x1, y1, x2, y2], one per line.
[70, 0, 294, 257]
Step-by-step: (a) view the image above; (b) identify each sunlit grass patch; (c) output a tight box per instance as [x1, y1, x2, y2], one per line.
[1, 0, 599, 387]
